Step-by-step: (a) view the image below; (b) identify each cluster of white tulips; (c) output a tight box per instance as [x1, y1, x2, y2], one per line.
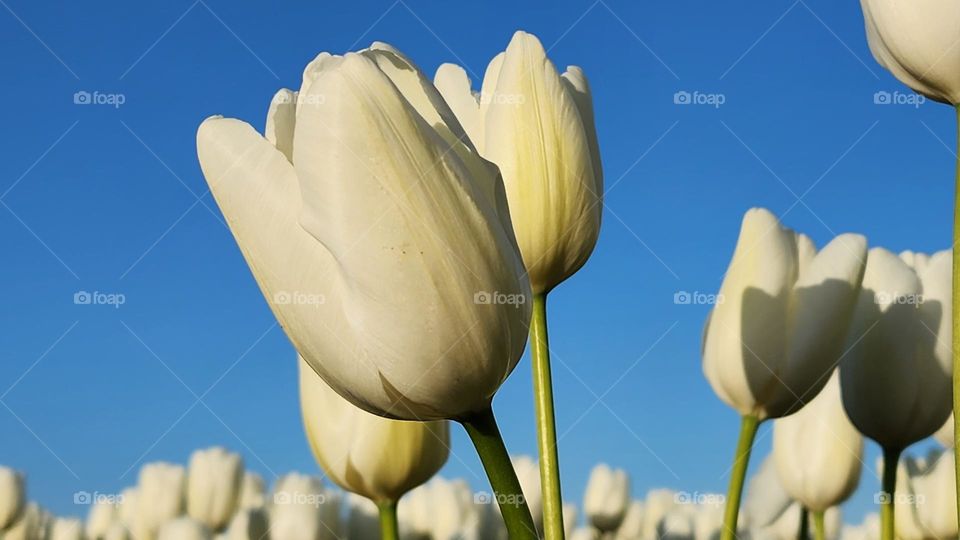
[192, 2, 960, 537]
[14, 0, 960, 536]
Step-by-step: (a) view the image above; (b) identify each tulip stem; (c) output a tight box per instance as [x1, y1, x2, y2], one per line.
[377, 499, 399, 540]
[461, 406, 539, 540]
[880, 446, 901, 540]
[720, 414, 760, 540]
[812, 510, 825, 540]
[530, 293, 564, 540]
[953, 104, 960, 530]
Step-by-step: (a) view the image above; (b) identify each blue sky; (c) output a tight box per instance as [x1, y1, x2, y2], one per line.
[0, 0, 952, 526]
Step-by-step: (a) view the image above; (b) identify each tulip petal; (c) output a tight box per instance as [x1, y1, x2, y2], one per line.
[434, 63, 482, 148]
[265, 89, 297, 162]
[561, 66, 603, 196]
[702, 208, 797, 418]
[768, 233, 867, 416]
[483, 31, 601, 293]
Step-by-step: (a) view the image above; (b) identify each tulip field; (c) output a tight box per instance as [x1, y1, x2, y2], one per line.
[4, 2, 960, 540]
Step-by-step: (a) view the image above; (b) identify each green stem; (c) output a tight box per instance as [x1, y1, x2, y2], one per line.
[880, 447, 902, 540]
[377, 499, 399, 540]
[461, 406, 538, 540]
[530, 293, 563, 540]
[812, 510, 825, 540]
[953, 105, 960, 531]
[798, 507, 809, 540]
[720, 414, 761, 540]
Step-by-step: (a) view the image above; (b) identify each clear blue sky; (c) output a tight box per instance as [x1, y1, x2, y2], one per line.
[0, 0, 951, 526]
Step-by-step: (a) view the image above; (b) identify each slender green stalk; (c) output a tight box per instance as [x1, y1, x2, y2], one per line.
[461, 406, 538, 540]
[880, 447, 902, 540]
[812, 510, 826, 540]
[953, 105, 960, 529]
[721, 414, 761, 540]
[798, 507, 809, 540]
[530, 293, 563, 540]
[377, 499, 399, 540]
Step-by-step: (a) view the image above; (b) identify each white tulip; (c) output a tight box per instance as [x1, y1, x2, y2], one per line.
[398, 477, 481, 540]
[562, 502, 579, 539]
[237, 473, 266, 510]
[583, 464, 630, 532]
[156, 517, 210, 540]
[396, 482, 432, 539]
[773, 370, 863, 511]
[840, 248, 953, 451]
[137, 462, 186, 539]
[860, 0, 960, 104]
[2, 502, 43, 540]
[659, 510, 695, 540]
[895, 449, 958, 540]
[299, 356, 448, 503]
[742, 456, 793, 530]
[345, 494, 379, 540]
[197, 41, 530, 422]
[760, 504, 841, 540]
[219, 508, 268, 540]
[640, 489, 678, 540]
[269, 473, 338, 540]
[840, 513, 879, 540]
[509, 456, 542, 532]
[569, 526, 600, 540]
[435, 31, 602, 294]
[703, 208, 868, 420]
[0, 467, 25, 529]
[116, 487, 139, 538]
[186, 447, 244, 530]
[614, 499, 643, 539]
[86, 498, 118, 539]
[48, 518, 84, 540]
[103, 522, 130, 540]
[693, 499, 725, 540]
